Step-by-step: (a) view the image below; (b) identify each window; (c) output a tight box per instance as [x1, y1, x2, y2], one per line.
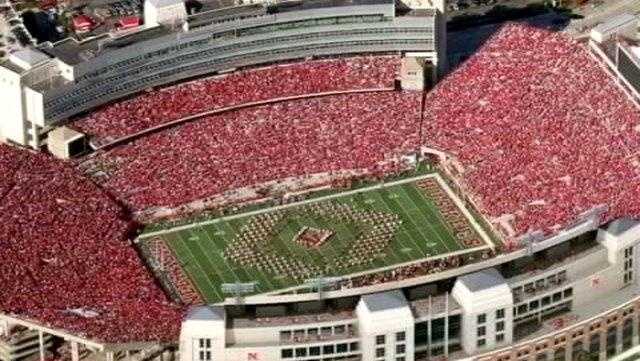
[376, 335, 386, 345]
[525, 282, 534, 293]
[497, 333, 505, 343]
[624, 246, 634, 285]
[196, 338, 212, 361]
[337, 343, 348, 353]
[334, 325, 346, 334]
[558, 271, 567, 282]
[478, 339, 486, 347]
[553, 292, 562, 302]
[477, 314, 486, 324]
[518, 304, 528, 314]
[396, 331, 406, 342]
[496, 308, 505, 319]
[376, 347, 385, 358]
[323, 345, 335, 354]
[542, 296, 551, 306]
[563, 288, 573, 298]
[497, 321, 505, 332]
[350, 342, 359, 351]
[309, 346, 320, 356]
[396, 344, 406, 355]
[397, 358, 406, 361]
[281, 349, 293, 359]
[478, 326, 486, 337]
[295, 348, 306, 358]
[530, 300, 540, 310]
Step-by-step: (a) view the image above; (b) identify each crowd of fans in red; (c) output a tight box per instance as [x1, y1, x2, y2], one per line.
[422, 23, 640, 239]
[72, 56, 400, 145]
[10, 21, 640, 347]
[0, 144, 183, 343]
[90, 91, 422, 211]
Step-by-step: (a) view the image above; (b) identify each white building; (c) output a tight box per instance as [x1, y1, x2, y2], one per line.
[173, 218, 640, 361]
[0, 48, 69, 148]
[143, 0, 187, 28]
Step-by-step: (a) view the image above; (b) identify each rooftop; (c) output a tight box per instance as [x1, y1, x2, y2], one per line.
[360, 290, 409, 313]
[8, 48, 50, 70]
[456, 268, 505, 293]
[39, 26, 171, 65]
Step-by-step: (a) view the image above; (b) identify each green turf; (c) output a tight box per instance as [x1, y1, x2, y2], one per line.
[144, 177, 488, 303]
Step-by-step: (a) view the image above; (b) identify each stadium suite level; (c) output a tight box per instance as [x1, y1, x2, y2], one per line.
[4, 3, 640, 361]
[0, 0, 445, 151]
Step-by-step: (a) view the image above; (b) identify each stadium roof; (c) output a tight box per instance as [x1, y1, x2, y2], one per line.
[422, 23, 640, 241]
[360, 290, 409, 313]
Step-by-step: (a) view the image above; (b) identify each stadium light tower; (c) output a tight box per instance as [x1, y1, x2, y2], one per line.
[304, 276, 341, 300]
[221, 282, 257, 304]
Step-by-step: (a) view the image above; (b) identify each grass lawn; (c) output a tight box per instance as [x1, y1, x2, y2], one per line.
[141, 175, 490, 303]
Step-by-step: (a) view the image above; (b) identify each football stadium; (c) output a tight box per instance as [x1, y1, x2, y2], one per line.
[138, 173, 494, 304]
[3, 1, 640, 361]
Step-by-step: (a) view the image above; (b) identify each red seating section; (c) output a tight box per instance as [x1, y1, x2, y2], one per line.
[92, 91, 422, 211]
[72, 56, 400, 145]
[422, 23, 640, 239]
[0, 145, 183, 343]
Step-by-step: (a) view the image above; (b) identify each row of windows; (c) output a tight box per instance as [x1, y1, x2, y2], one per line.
[512, 270, 568, 302]
[477, 307, 505, 325]
[234, 14, 389, 37]
[46, 28, 432, 111]
[375, 332, 406, 360]
[477, 329, 506, 347]
[77, 14, 398, 82]
[196, 338, 212, 361]
[47, 38, 432, 118]
[280, 324, 354, 342]
[476, 320, 505, 336]
[514, 288, 573, 317]
[376, 331, 406, 345]
[281, 342, 358, 359]
[375, 344, 406, 358]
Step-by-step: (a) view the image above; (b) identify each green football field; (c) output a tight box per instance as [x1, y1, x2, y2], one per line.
[140, 175, 491, 303]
